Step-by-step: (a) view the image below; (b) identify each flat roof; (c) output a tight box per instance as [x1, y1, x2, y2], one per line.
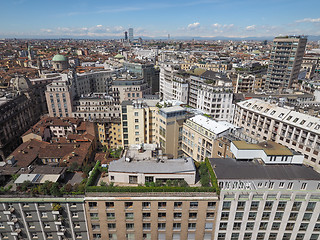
[109, 157, 196, 174]
[209, 158, 320, 180]
[232, 141, 294, 156]
[160, 106, 185, 113]
[188, 115, 230, 135]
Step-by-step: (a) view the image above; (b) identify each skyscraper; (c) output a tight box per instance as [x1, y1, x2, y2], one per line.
[128, 28, 133, 42]
[266, 35, 307, 91]
[124, 31, 128, 41]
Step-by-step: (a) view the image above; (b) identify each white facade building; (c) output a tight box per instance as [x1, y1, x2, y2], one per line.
[234, 98, 320, 173]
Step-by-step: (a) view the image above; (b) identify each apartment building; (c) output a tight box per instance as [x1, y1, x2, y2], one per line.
[121, 100, 159, 148]
[0, 76, 42, 161]
[235, 74, 255, 93]
[266, 36, 307, 91]
[182, 115, 231, 162]
[0, 197, 89, 240]
[112, 75, 152, 104]
[96, 118, 122, 149]
[45, 70, 114, 118]
[157, 106, 190, 158]
[210, 157, 320, 240]
[123, 61, 159, 94]
[72, 93, 120, 121]
[159, 64, 189, 104]
[189, 70, 234, 122]
[85, 192, 218, 240]
[233, 98, 320, 173]
[121, 99, 191, 157]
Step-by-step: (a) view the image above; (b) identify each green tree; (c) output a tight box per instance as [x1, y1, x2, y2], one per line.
[50, 183, 62, 196]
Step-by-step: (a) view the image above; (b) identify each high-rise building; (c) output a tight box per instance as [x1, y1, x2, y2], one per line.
[266, 36, 307, 91]
[124, 31, 128, 41]
[128, 28, 133, 42]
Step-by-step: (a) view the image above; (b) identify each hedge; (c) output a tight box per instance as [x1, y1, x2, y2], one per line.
[86, 161, 101, 187]
[86, 186, 216, 193]
[205, 157, 220, 194]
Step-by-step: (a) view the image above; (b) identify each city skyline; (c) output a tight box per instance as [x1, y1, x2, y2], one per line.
[0, 0, 320, 39]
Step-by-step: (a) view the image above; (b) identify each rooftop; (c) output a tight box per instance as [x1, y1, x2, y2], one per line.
[188, 115, 230, 135]
[232, 140, 294, 156]
[209, 158, 320, 180]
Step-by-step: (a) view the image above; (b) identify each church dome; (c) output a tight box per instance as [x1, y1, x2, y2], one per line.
[52, 54, 68, 62]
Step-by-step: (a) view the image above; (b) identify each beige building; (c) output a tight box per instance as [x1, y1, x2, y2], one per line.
[182, 115, 231, 162]
[97, 119, 122, 149]
[121, 100, 191, 158]
[85, 192, 218, 240]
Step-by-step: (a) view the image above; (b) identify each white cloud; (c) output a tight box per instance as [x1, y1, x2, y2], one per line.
[96, 25, 103, 28]
[212, 23, 221, 28]
[246, 25, 256, 31]
[296, 18, 320, 23]
[187, 22, 200, 30]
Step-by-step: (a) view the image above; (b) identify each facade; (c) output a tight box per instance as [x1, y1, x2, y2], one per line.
[233, 98, 320, 173]
[121, 100, 158, 148]
[97, 118, 122, 149]
[210, 157, 320, 240]
[0, 76, 42, 161]
[235, 74, 255, 93]
[85, 192, 218, 240]
[0, 197, 89, 240]
[157, 106, 190, 158]
[123, 61, 159, 94]
[159, 64, 189, 104]
[266, 36, 307, 91]
[189, 71, 234, 122]
[112, 76, 152, 104]
[182, 115, 231, 162]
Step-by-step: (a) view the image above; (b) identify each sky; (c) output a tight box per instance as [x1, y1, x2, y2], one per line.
[0, 0, 320, 39]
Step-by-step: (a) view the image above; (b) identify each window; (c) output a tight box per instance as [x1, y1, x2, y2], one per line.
[271, 222, 280, 230]
[91, 224, 100, 231]
[32, 233, 38, 239]
[142, 202, 151, 209]
[126, 213, 134, 219]
[106, 202, 114, 209]
[221, 212, 229, 220]
[301, 182, 307, 190]
[248, 212, 256, 220]
[126, 223, 134, 230]
[41, 212, 48, 218]
[190, 202, 198, 209]
[303, 213, 312, 221]
[262, 212, 270, 220]
[292, 201, 301, 211]
[233, 222, 241, 230]
[231, 233, 239, 240]
[237, 201, 245, 210]
[274, 212, 283, 220]
[217, 233, 225, 240]
[72, 212, 78, 217]
[93, 234, 101, 239]
[189, 212, 197, 219]
[205, 222, 213, 230]
[145, 176, 154, 183]
[90, 213, 99, 219]
[174, 202, 182, 209]
[277, 201, 286, 210]
[219, 222, 228, 230]
[135, 119, 139, 123]
[134, 112, 138, 116]
[108, 223, 116, 229]
[307, 202, 316, 211]
[89, 202, 97, 208]
[158, 212, 166, 219]
[299, 223, 308, 231]
[286, 222, 295, 230]
[188, 223, 196, 230]
[222, 201, 231, 210]
[26, 212, 32, 218]
[173, 223, 181, 230]
[143, 223, 151, 230]
[206, 212, 214, 219]
[208, 202, 216, 209]
[158, 223, 166, 230]
[311, 234, 319, 240]
[108, 234, 116, 240]
[142, 213, 151, 219]
[125, 202, 133, 209]
[158, 202, 166, 209]
[250, 201, 259, 210]
[174, 212, 182, 219]
[264, 201, 273, 210]
[129, 175, 138, 183]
